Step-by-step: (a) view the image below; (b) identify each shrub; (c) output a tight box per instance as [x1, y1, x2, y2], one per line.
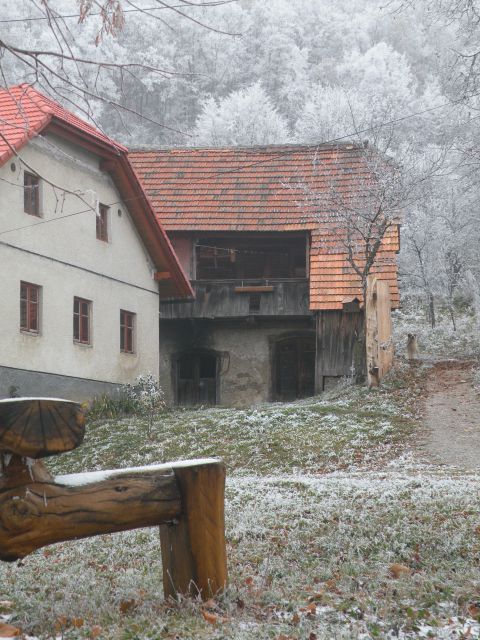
[87, 374, 165, 433]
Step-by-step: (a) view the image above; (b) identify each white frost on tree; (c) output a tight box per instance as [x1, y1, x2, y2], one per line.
[192, 82, 291, 147]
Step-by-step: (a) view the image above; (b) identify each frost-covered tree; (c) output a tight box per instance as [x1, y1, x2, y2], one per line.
[192, 82, 291, 147]
[294, 85, 370, 144]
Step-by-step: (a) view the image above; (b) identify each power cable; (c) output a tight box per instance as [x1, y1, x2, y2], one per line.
[0, 2, 236, 24]
[0, 90, 477, 238]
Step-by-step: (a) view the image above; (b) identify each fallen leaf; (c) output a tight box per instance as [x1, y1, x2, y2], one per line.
[389, 563, 412, 579]
[309, 634, 318, 640]
[119, 599, 137, 615]
[203, 598, 218, 611]
[467, 603, 480, 619]
[0, 623, 21, 638]
[307, 591, 324, 603]
[90, 625, 102, 638]
[71, 617, 84, 628]
[291, 612, 300, 625]
[54, 616, 69, 632]
[202, 611, 218, 625]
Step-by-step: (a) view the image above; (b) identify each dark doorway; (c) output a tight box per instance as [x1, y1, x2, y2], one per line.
[176, 350, 218, 406]
[274, 337, 316, 401]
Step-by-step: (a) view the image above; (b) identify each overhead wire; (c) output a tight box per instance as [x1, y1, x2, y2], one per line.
[0, 89, 478, 238]
[0, 1, 237, 24]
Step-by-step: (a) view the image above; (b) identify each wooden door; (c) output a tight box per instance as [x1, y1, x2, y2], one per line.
[275, 337, 315, 401]
[177, 352, 217, 406]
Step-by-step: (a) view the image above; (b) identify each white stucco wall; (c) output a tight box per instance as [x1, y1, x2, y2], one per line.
[0, 132, 160, 387]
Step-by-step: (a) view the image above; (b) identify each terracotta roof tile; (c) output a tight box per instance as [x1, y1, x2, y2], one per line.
[0, 85, 192, 299]
[0, 84, 125, 164]
[130, 145, 400, 310]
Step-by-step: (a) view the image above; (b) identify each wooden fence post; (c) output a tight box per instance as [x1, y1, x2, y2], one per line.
[159, 459, 228, 599]
[365, 276, 394, 387]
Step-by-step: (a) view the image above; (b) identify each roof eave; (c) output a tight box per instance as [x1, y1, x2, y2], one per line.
[46, 119, 193, 300]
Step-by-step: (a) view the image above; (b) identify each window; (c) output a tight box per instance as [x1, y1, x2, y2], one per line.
[120, 310, 135, 353]
[24, 172, 40, 216]
[20, 282, 41, 333]
[73, 297, 91, 344]
[96, 204, 109, 242]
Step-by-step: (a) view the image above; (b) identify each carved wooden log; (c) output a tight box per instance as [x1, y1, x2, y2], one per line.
[0, 459, 181, 561]
[0, 399, 228, 599]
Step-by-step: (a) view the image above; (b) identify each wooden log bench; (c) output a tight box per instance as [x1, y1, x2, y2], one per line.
[0, 398, 227, 599]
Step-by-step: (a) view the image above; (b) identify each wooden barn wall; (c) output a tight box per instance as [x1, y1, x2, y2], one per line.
[315, 311, 365, 391]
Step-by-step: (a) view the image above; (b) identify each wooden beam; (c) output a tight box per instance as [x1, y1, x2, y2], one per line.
[0, 457, 228, 601]
[234, 286, 274, 293]
[154, 271, 172, 281]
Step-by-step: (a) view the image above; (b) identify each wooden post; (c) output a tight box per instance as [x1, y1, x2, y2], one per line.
[159, 459, 228, 599]
[365, 276, 393, 387]
[366, 275, 380, 387]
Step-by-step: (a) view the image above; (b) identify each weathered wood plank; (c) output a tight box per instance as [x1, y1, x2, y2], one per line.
[159, 460, 228, 598]
[315, 310, 365, 390]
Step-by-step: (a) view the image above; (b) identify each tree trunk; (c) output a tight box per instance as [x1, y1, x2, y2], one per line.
[428, 293, 436, 329]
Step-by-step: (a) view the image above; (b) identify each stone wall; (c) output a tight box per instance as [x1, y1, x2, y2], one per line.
[0, 365, 121, 402]
[159, 318, 315, 406]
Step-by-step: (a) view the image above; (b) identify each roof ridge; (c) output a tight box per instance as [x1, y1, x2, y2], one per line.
[129, 141, 365, 153]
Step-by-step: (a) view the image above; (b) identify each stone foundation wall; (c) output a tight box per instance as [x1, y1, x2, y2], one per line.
[159, 318, 315, 406]
[0, 365, 121, 402]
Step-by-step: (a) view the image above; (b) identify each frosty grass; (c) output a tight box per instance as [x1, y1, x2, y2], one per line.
[1, 363, 479, 638]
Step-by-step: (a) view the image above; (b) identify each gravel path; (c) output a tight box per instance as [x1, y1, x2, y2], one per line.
[420, 362, 480, 470]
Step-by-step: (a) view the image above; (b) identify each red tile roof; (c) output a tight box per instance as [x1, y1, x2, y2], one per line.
[0, 84, 124, 165]
[130, 145, 400, 310]
[0, 84, 192, 299]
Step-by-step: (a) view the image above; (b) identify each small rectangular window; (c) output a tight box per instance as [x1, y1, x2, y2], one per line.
[73, 297, 91, 344]
[24, 172, 40, 216]
[96, 204, 109, 242]
[20, 282, 41, 333]
[120, 310, 135, 354]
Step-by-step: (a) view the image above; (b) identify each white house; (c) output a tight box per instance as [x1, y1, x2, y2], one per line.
[0, 84, 192, 401]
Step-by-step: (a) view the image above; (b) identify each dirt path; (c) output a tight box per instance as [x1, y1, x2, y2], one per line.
[418, 361, 480, 470]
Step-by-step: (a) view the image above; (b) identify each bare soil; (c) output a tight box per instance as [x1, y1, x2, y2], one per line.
[417, 360, 480, 470]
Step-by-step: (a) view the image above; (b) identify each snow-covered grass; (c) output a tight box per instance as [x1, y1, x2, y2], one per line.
[1, 467, 480, 639]
[46, 375, 419, 479]
[1, 366, 479, 638]
[393, 303, 480, 360]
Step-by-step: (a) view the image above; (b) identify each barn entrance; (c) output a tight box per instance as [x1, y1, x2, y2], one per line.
[175, 350, 218, 406]
[274, 336, 316, 401]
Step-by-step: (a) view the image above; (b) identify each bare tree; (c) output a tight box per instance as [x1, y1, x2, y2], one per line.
[295, 138, 447, 304]
[0, 1, 238, 137]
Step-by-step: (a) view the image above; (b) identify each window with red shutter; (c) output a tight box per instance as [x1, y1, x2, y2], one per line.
[120, 310, 135, 354]
[24, 172, 40, 216]
[96, 204, 109, 241]
[20, 282, 41, 333]
[73, 297, 91, 344]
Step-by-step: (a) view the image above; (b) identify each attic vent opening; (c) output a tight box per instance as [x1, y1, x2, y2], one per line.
[249, 294, 261, 314]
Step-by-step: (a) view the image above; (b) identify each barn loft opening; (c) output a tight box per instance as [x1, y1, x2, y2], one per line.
[195, 234, 307, 281]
